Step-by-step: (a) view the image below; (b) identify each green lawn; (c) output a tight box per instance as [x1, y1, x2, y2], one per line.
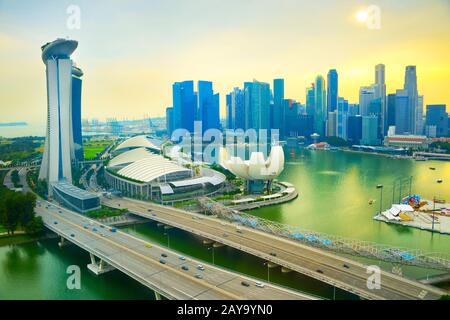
[0, 225, 7, 234]
[83, 140, 113, 160]
[86, 205, 127, 219]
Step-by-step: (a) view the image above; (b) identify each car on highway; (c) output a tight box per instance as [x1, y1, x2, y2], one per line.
[100, 233, 105, 237]
[159, 259, 166, 264]
[343, 264, 350, 269]
[100, 225, 105, 229]
[223, 233, 228, 237]
[161, 253, 168, 258]
[197, 264, 205, 271]
[194, 274, 203, 279]
[151, 213, 157, 217]
[316, 269, 324, 274]
[179, 256, 186, 261]
[255, 281, 265, 288]
[241, 281, 250, 287]
[83, 225, 88, 229]
[53, 221, 58, 225]
[270, 252, 277, 257]
[145, 243, 152, 248]
[58, 210, 62, 214]
[147, 209, 152, 212]
[70, 233, 75, 237]
[181, 266, 189, 271]
[92, 227, 97, 232]
[110, 227, 117, 233]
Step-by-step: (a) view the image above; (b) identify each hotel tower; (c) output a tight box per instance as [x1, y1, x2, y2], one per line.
[39, 38, 79, 195]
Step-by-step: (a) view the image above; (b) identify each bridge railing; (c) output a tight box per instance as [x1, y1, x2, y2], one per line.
[198, 198, 450, 271]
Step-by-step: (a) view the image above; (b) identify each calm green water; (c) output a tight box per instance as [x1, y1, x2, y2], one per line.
[256, 149, 450, 255]
[1, 149, 449, 299]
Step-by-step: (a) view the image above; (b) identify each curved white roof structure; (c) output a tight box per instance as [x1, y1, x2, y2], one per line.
[115, 135, 162, 153]
[220, 145, 285, 180]
[108, 147, 190, 183]
[108, 148, 156, 168]
[118, 158, 190, 183]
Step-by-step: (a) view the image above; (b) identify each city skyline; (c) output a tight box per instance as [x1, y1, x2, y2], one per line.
[0, 0, 449, 126]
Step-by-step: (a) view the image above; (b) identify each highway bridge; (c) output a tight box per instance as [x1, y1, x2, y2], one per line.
[36, 200, 316, 300]
[103, 197, 449, 300]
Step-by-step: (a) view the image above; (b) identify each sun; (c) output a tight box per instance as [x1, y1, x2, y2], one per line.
[356, 10, 368, 23]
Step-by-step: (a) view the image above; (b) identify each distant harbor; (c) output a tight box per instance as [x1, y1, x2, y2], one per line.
[0, 121, 27, 127]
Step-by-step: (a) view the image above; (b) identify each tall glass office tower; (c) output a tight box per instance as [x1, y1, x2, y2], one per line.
[172, 80, 196, 133]
[327, 69, 338, 114]
[314, 76, 326, 136]
[404, 66, 418, 134]
[197, 80, 220, 133]
[39, 39, 79, 194]
[273, 79, 285, 135]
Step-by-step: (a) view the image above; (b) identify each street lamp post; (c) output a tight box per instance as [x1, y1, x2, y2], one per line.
[376, 184, 383, 214]
[263, 262, 270, 283]
[208, 246, 215, 265]
[432, 179, 443, 233]
[164, 232, 170, 248]
[392, 180, 396, 204]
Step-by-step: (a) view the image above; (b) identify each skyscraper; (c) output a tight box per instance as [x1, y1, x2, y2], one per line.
[284, 99, 299, 137]
[244, 81, 253, 130]
[359, 86, 375, 116]
[226, 93, 232, 129]
[386, 93, 396, 131]
[337, 97, 348, 140]
[246, 80, 270, 131]
[229, 87, 245, 130]
[404, 66, 419, 134]
[71, 66, 84, 161]
[166, 107, 173, 136]
[39, 39, 79, 194]
[374, 64, 386, 134]
[361, 115, 380, 145]
[327, 111, 337, 137]
[314, 76, 326, 136]
[416, 95, 424, 135]
[347, 115, 362, 144]
[305, 84, 315, 116]
[327, 69, 338, 114]
[394, 89, 410, 135]
[426, 104, 448, 137]
[273, 79, 285, 135]
[172, 80, 196, 133]
[197, 80, 220, 132]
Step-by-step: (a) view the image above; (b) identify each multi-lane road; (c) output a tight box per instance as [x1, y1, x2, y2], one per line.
[36, 200, 317, 300]
[103, 197, 448, 300]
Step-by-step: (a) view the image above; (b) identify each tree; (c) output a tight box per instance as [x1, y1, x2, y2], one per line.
[11, 170, 21, 187]
[0, 190, 38, 235]
[1, 192, 21, 235]
[24, 216, 44, 234]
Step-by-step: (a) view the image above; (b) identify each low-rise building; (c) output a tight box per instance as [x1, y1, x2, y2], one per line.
[384, 135, 430, 149]
[52, 181, 101, 214]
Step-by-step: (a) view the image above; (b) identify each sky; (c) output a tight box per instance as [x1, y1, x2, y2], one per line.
[0, 0, 449, 126]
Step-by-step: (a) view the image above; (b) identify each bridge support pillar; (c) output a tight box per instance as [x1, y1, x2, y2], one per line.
[58, 236, 69, 247]
[154, 291, 162, 300]
[87, 253, 115, 275]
